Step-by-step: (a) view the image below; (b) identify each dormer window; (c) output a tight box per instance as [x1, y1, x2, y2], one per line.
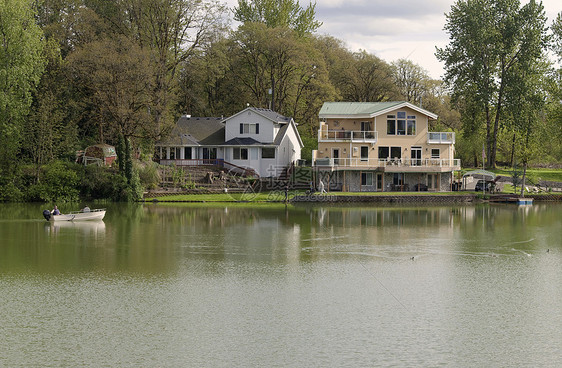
[240, 123, 260, 134]
[387, 112, 416, 136]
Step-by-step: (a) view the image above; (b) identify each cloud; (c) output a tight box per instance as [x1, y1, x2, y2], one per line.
[222, 0, 560, 78]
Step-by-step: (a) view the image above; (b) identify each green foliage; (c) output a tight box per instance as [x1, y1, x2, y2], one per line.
[0, 0, 46, 175]
[436, 0, 550, 168]
[137, 161, 161, 190]
[25, 161, 80, 202]
[234, 0, 322, 35]
[0, 177, 23, 202]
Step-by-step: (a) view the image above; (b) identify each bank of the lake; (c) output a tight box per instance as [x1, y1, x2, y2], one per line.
[142, 190, 562, 204]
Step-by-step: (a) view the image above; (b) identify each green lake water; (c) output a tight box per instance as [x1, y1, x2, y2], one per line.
[1, 202, 561, 367]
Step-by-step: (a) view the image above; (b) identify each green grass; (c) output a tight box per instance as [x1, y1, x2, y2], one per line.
[491, 167, 562, 184]
[146, 190, 306, 202]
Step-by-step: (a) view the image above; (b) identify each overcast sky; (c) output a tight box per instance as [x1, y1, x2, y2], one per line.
[224, 0, 560, 79]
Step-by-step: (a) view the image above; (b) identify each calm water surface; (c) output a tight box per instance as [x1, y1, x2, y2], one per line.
[1, 202, 561, 367]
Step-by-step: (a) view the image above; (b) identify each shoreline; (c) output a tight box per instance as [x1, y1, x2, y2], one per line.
[140, 192, 562, 204]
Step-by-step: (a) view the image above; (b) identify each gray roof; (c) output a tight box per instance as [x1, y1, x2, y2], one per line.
[250, 107, 291, 123]
[222, 137, 264, 146]
[158, 116, 225, 146]
[273, 123, 289, 146]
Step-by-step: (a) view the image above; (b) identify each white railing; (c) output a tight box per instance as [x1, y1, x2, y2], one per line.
[314, 157, 461, 168]
[428, 132, 455, 144]
[318, 130, 378, 142]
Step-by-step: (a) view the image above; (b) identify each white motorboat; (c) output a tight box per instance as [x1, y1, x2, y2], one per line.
[43, 208, 106, 221]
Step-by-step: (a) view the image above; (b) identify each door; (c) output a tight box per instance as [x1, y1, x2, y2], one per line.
[360, 121, 372, 139]
[411, 147, 422, 166]
[332, 148, 340, 165]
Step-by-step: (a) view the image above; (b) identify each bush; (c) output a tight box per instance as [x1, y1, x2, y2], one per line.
[137, 161, 160, 190]
[25, 161, 81, 202]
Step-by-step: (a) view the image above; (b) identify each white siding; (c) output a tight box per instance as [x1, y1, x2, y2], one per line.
[224, 110, 276, 142]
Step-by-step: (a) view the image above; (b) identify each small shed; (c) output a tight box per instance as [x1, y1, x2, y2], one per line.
[79, 144, 117, 166]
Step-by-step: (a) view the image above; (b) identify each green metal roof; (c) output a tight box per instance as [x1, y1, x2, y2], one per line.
[319, 102, 402, 116]
[319, 101, 438, 119]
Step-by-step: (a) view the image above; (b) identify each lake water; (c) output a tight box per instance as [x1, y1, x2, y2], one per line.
[1, 202, 561, 367]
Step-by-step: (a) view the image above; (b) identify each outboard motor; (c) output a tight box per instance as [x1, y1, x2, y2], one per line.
[43, 209, 51, 221]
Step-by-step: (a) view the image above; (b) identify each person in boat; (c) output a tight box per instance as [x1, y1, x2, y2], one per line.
[52, 205, 60, 215]
[82, 206, 90, 213]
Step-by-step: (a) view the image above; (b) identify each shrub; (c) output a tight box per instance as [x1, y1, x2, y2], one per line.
[25, 161, 81, 202]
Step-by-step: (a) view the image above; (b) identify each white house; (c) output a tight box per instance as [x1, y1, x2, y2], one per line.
[156, 107, 303, 178]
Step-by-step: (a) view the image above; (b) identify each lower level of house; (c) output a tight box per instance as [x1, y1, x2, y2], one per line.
[316, 170, 455, 192]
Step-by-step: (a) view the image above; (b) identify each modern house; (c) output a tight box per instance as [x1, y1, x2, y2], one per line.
[155, 107, 303, 178]
[312, 101, 460, 191]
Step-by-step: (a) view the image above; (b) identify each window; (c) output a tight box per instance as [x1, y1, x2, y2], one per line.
[378, 146, 389, 160]
[393, 173, 404, 185]
[262, 147, 275, 159]
[240, 123, 260, 134]
[169, 148, 175, 160]
[387, 112, 416, 136]
[184, 147, 192, 160]
[360, 146, 369, 161]
[376, 173, 383, 190]
[203, 148, 216, 159]
[361, 172, 373, 186]
[431, 149, 440, 159]
[233, 148, 248, 160]
[397, 112, 406, 135]
[390, 146, 402, 160]
[407, 118, 416, 135]
[386, 115, 396, 135]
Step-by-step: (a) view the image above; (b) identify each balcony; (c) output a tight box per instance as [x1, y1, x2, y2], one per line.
[318, 129, 378, 143]
[313, 157, 461, 171]
[428, 132, 455, 144]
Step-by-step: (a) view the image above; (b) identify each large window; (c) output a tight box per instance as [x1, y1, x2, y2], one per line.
[390, 146, 402, 160]
[240, 123, 260, 134]
[387, 112, 416, 136]
[378, 146, 389, 160]
[184, 147, 192, 160]
[233, 147, 248, 160]
[262, 147, 275, 159]
[361, 172, 373, 186]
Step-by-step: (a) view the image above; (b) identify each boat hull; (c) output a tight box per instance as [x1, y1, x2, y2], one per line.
[49, 209, 106, 221]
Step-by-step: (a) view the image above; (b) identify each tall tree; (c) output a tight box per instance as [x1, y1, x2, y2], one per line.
[391, 59, 431, 104]
[436, 0, 549, 168]
[67, 35, 155, 142]
[336, 50, 398, 102]
[0, 0, 45, 183]
[234, 0, 322, 36]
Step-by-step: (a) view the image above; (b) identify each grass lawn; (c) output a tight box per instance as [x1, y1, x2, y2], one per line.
[491, 167, 562, 183]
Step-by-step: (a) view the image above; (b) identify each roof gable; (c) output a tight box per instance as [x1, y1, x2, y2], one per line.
[223, 107, 292, 124]
[319, 101, 438, 119]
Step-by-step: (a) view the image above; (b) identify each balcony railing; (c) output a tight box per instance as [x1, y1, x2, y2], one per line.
[314, 157, 461, 169]
[428, 132, 455, 144]
[318, 130, 378, 142]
